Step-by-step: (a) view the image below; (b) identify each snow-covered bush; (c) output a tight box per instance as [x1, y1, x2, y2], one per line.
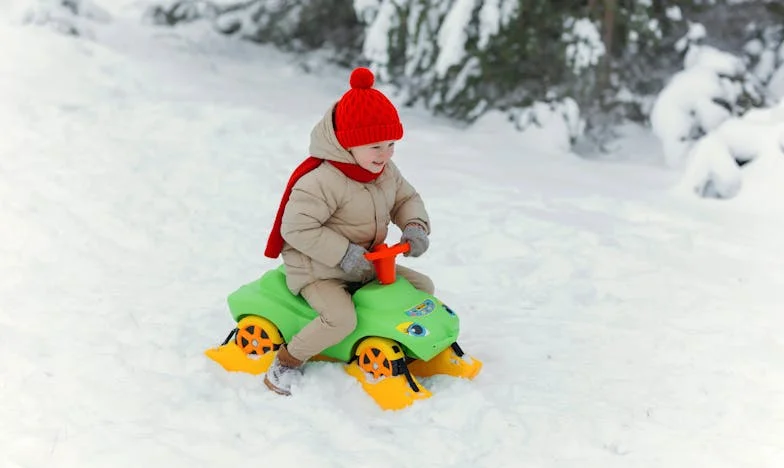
[508, 98, 584, 151]
[21, 0, 111, 37]
[650, 13, 784, 200]
[678, 100, 784, 199]
[145, 0, 362, 63]
[650, 22, 765, 167]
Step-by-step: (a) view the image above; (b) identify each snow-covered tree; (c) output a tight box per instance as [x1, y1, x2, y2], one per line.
[359, 0, 526, 120]
[145, 0, 781, 152]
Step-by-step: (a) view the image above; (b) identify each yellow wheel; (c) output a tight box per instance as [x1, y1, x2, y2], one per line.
[354, 337, 406, 380]
[346, 337, 432, 410]
[234, 316, 283, 356]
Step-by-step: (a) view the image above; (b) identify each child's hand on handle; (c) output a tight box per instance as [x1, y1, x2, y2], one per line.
[339, 243, 374, 277]
[401, 223, 429, 257]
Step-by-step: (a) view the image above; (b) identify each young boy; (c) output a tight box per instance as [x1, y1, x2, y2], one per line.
[262, 67, 434, 396]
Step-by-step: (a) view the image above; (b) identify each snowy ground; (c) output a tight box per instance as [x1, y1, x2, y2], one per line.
[2, 6, 784, 468]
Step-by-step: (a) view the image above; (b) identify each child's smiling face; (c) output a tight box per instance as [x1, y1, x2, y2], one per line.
[349, 140, 397, 173]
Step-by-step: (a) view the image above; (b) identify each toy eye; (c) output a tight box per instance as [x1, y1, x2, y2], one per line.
[407, 323, 429, 337]
[443, 304, 456, 316]
[396, 321, 429, 337]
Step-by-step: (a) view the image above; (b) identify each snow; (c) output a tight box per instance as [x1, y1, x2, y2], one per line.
[444, 55, 479, 103]
[562, 17, 605, 74]
[359, 0, 394, 79]
[675, 21, 706, 53]
[477, 0, 516, 50]
[651, 27, 782, 201]
[744, 38, 765, 57]
[650, 43, 747, 167]
[17, 0, 111, 37]
[503, 98, 585, 153]
[434, 0, 474, 77]
[665, 6, 682, 22]
[769, 64, 784, 101]
[2, 5, 784, 468]
[353, 0, 380, 23]
[678, 102, 784, 200]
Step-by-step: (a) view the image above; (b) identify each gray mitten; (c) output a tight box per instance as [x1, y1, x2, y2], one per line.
[339, 243, 374, 278]
[401, 223, 429, 257]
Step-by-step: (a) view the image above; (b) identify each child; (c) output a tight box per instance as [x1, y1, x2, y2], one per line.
[262, 67, 434, 396]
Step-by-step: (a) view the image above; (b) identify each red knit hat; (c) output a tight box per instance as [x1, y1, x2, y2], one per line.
[334, 67, 403, 149]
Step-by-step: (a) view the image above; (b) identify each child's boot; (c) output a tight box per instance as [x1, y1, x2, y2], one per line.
[264, 345, 304, 396]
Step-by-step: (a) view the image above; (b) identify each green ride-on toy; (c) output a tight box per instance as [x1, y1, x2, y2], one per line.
[205, 242, 482, 410]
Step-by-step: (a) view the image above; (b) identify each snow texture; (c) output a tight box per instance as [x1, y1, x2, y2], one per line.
[2, 4, 784, 468]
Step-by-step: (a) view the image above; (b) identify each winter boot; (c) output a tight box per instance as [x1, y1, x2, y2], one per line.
[264, 345, 304, 396]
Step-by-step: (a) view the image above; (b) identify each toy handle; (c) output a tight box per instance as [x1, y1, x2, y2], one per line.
[363, 242, 410, 284]
[364, 242, 410, 261]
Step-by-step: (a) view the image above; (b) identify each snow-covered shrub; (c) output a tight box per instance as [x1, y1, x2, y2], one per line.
[508, 98, 584, 151]
[678, 100, 784, 199]
[146, 0, 363, 63]
[650, 22, 765, 167]
[21, 0, 111, 37]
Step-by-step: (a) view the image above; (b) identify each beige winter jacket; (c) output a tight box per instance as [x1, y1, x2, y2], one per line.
[280, 105, 430, 294]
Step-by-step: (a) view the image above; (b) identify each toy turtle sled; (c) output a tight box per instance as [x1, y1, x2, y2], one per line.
[205, 242, 482, 410]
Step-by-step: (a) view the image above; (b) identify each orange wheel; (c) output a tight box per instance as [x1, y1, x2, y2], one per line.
[358, 347, 393, 379]
[234, 316, 283, 356]
[354, 337, 406, 380]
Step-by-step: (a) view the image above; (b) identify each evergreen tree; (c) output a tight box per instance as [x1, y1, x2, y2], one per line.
[147, 0, 782, 146]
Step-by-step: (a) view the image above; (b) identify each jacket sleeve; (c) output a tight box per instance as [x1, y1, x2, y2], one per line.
[280, 173, 350, 267]
[390, 162, 431, 234]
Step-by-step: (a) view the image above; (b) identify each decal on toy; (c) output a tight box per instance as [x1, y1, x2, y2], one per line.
[405, 299, 436, 317]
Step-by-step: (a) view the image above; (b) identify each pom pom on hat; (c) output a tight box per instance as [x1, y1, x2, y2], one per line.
[349, 67, 375, 89]
[334, 67, 403, 149]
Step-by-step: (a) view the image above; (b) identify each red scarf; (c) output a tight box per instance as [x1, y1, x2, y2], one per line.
[264, 157, 384, 258]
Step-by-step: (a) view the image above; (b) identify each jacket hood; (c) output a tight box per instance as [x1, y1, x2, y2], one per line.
[308, 104, 357, 164]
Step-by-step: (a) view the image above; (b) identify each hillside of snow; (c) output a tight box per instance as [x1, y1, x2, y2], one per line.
[1, 8, 783, 468]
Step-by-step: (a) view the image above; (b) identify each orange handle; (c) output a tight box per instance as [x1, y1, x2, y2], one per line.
[364, 242, 410, 261]
[363, 242, 410, 285]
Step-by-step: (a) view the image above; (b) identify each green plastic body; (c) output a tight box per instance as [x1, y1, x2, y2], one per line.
[226, 266, 460, 362]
